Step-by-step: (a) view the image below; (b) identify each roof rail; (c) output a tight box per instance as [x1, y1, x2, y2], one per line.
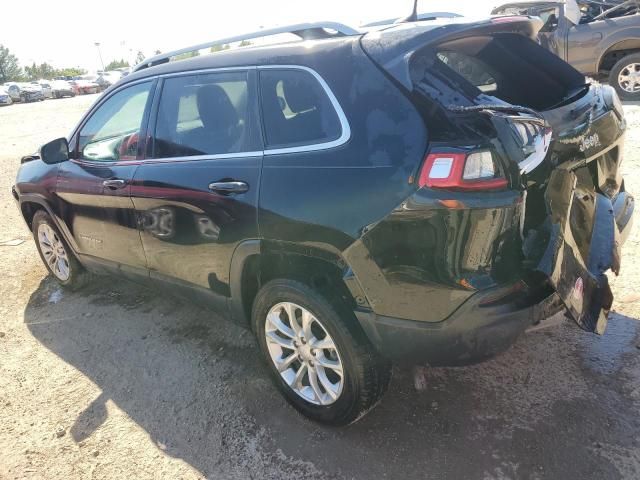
[133, 22, 360, 72]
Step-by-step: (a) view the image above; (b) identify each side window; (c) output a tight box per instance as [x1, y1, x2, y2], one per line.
[153, 71, 253, 158]
[537, 7, 560, 32]
[259, 69, 341, 149]
[78, 82, 152, 162]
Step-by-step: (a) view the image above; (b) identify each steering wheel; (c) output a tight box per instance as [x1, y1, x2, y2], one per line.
[118, 132, 139, 160]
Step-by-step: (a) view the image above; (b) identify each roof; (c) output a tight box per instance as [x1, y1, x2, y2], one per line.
[118, 36, 358, 86]
[116, 15, 541, 91]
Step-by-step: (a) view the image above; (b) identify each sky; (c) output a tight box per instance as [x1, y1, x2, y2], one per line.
[2, 0, 498, 73]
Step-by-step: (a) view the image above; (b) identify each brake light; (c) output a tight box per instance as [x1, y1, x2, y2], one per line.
[418, 151, 508, 190]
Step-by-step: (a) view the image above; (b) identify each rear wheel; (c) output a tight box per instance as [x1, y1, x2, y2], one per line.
[32, 210, 88, 289]
[252, 279, 391, 425]
[610, 53, 640, 101]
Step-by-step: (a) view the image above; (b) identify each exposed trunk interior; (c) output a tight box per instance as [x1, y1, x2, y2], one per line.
[425, 33, 586, 111]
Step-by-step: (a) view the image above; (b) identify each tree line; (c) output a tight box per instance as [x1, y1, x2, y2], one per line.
[0, 44, 141, 84]
[1, 41, 249, 84]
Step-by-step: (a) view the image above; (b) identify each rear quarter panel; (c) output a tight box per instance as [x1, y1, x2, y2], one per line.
[258, 40, 429, 305]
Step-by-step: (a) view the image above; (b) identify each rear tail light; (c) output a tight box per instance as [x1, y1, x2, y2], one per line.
[418, 150, 508, 191]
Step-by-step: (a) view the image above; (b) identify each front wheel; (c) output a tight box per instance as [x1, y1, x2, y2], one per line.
[32, 210, 88, 289]
[610, 53, 640, 101]
[252, 279, 391, 425]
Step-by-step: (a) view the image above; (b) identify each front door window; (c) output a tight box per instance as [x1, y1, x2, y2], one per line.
[78, 82, 152, 162]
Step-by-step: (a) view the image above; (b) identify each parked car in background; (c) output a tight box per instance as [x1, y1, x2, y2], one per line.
[97, 71, 123, 89]
[19, 83, 44, 102]
[0, 87, 12, 106]
[78, 75, 104, 92]
[4, 83, 21, 102]
[114, 67, 131, 77]
[69, 78, 99, 95]
[50, 80, 76, 98]
[492, 0, 640, 100]
[36, 81, 53, 99]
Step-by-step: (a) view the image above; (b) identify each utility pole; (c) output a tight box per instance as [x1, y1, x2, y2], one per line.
[94, 42, 105, 71]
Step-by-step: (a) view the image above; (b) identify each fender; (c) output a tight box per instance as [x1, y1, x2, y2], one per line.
[18, 193, 81, 255]
[227, 239, 369, 326]
[595, 28, 640, 73]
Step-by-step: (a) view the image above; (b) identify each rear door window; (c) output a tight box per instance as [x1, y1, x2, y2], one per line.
[258, 68, 342, 149]
[153, 71, 258, 158]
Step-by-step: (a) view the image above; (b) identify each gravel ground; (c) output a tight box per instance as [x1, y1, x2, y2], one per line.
[0, 95, 639, 480]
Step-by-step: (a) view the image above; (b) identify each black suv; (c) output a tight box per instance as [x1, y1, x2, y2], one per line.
[13, 17, 634, 425]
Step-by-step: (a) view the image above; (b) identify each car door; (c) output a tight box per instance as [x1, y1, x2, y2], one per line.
[566, 20, 604, 75]
[130, 69, 262, 301]
[55, 80, 154, 274]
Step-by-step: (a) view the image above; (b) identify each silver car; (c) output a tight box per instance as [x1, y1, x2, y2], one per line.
[50, 80, 76, 98]
[0, 87, 12, 106]
[4, 83, 21, 102]
[37, 81, 53, 99]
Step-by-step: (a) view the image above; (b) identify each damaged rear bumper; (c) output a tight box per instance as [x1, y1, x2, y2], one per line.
[528, 150, 634, 335]
[354, 283, 564, 366]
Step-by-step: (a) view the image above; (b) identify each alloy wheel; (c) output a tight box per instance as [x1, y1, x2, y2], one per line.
[618, 63, 640, 93]
[37, 224, 70, 281]
[265, 302, 344, 405]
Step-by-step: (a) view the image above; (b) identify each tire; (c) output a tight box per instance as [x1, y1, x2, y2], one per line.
[32, 210, 89, 290]
[610, 53, 640, 101]
[252, 279, 391, 425]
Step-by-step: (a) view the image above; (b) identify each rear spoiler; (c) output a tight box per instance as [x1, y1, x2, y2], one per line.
[361, 16, 543, 91]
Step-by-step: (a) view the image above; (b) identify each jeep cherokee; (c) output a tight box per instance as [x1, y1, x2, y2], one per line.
[12, 16, 634, 425]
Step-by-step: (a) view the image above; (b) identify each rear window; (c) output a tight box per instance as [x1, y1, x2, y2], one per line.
[258, 69, 341, 149]
[421, 34, 585, 111]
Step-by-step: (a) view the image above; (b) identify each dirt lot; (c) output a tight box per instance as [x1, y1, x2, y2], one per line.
[0, 95, 639, 480]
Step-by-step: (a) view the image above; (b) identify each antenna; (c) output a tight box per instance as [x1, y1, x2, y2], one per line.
[396, 0, 418, 23]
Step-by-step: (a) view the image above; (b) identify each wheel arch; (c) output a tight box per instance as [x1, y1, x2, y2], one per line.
[597, 37, 640, 73]
[20, 199, 45, 230]
[228, 240, 368, 329]
[18, 194, 79, 254]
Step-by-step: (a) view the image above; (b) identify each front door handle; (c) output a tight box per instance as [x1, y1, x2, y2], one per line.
[208, 181, 249, 195]
[103, 179, 127, 189]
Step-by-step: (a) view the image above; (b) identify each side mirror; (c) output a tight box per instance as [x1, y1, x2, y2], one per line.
[40, 137, 69, 165]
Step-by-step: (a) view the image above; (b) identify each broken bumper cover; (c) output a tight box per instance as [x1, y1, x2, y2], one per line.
[354, 285, 563, 366]
[535, 169, 634, 334]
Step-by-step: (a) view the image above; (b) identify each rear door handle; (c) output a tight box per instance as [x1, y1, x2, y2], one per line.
[103, 179, 127, 189]
[208, 181, 249, 195]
